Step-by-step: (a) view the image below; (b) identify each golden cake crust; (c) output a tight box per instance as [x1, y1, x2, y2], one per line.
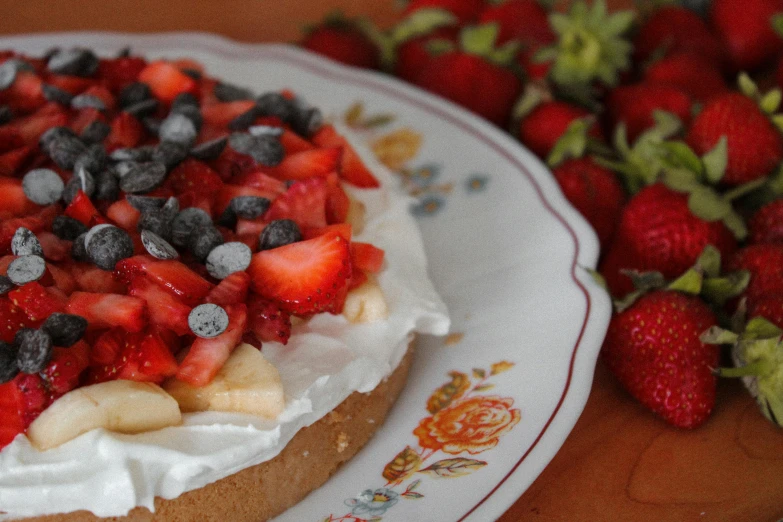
[19, 344, 414, 522]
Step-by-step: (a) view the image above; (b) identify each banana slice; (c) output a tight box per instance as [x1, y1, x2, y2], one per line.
[27, 380, 181, 451]
[164, 343, 284, 418]
[343, 278, 389, 323]
[346, 198, 366, 235]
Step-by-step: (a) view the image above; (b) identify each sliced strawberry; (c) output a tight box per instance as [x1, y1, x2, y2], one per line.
[138, 61, 198, 104]
[89, 327, 125, 367]
[14, 373, 49, 427]
[44, 73, 94, 95]
[248, 231, 352, 315]
[66, 291, 148, 332]
[0, 126, 25, 153]
[0, 71, 45, 114]
[66, 262, 128, 294]
[205, 271, 250, 306]
[265, 177, 329, 229]
[265, 147, 342, 181]
[78, 85, 115, 112]
[69, 107, 106, 135]
[177, 191, 214, 215]
[8, 281, 66, 324]
[302, 223, 353, 242]
[201, 100, 257, 128]
[0, 381, 24, 449]
[128, 277, 192, 336]
[41, 341, 90, 399]
[135, 329, 179, 381]
[0, 146, 36, 177]
[38, 231, 72, 261]
[210, 147, 258, 180]
[280, 129, 315, 154]
[247, 295, 291, 345]
[312, 124, 379, 188]
[97, 56, 148, 92]
[64, 190, 106, 226]
[13, 103, 69, 144]
[106, 198, 141, 231]
[325, 173, 350, 224]
[0, 298, 30, 343]
[349, 264, 369, 290]
[236, 218, 265, 238]
[176, 303, 247, 386]
[106, 112, 144, 150]
[164, 158, 224, 197]
[114, 256, 213, 306]
[351, 242, 385, 273]
[0, 177, 43, 219]
[232, 169, 288, 195]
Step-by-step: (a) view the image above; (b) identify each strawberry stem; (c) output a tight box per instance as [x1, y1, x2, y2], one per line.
[714, 360, 773, 378]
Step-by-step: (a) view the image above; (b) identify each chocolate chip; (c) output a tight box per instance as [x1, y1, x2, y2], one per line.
[119, 161, 167, 193]
[49, 135, 88, 170]
[214, 82, 253, 102]
[190, 136, 227, 161]
[159, 113, 198, 146]
[124, 98, 158, 118]
[110, 146, 153, 162]
[71, 233, 89, 262]
[39, 126, 77, 154]
[14, 328, 53, 374]
[86, 225, 134, 270]
[188, 304, 229, 338]
[256, 92, 296, 123]
[205, 242, 252, 280]
[73, 143, 107, 174]
[0, 276, 13, 296]
[7, 256, 46, 285]
[81, 120, 111, 143]
[71, 94, 106, 111]
[259, 219, 301, 250]
[137, 210, 173, 241]
[141, 229, 179, 260]
[248, 125, 284, 137]
[292, 106, 323, 137]
[170, 103, 203, 132]
[94, 169, 120, 201]
[52, 215, 88, 241]
[0, 105, 12, 125]
[171, 207, 212, 247]
[151, 141, 188, 169]
[0, 60, 18, 91]
[228, 133, 284, 166]
[11, 227, 43, 257]
[41, 313, 87, 347]
[188, 224, 224, 261]
[42, 83, 74, 105]
[171, 92, 198, 110]
[228, 106, 260, 131]
[126, 195, 166, 213]
[47, 48, 99, 77]
[0, 342, 18, 384]
[118, 82, 151, 109]
[230, 196, 270, 219]
[22, 168, 64, 205]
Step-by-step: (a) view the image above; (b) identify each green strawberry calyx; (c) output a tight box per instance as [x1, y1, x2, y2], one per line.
[535, 0, 635, 90]
[701, 317, 783, 428]
[422, 23, 521, 67]
[737, 72, 783, 133]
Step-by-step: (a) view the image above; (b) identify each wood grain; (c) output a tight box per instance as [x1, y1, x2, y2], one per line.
[1, 1, 782, 521]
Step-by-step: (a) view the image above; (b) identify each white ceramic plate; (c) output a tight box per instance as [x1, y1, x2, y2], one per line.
[0, 33, 612, 522]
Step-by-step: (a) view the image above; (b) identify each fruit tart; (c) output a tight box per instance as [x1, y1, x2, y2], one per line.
[0, 47, 449, 521]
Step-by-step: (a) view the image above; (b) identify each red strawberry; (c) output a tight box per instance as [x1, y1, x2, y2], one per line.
[748, 199, 783, 244]
[165, 158, 224, 197]
[175, 303, 247, 386]
[38, 231, 72, 262]
[13, 373, 50, 427]
[12, 104, 68, 144]
[137, 61, 198, 103]
[205, 271, 251, 307]
[602, 289, 719, 429]
[133, 329, 179, 381]
[0, 177, 43, 220]
[88, 328, 178, 384]
[247, 295, 292, 345]
[606, 83, 692, 143]
[0, 71, 45, 114]
[248, 231, 352, 315]
[393, 26, 459, 83]
[8, 281, 66, 324]
[727, 244, 783, 307]
[105, 112, 145, 150]
[551, 157, 625, 249]
[478, 0, 554, 47]
[114, 257, 213, 306]
[686, 92, 783, 186]
[301, 18, 381, 69]
[303, 222, 353, 242]
[46, 264, 78, 296]
[403, 0, 484, 25]
[64, 190, 107, 226]
[106, 199, 142, 231]
[0, 145, 36, 177]
[265, 147, 342, 181]
[97, 56, 147, 92]
[709, 0, 783, 71]
[66, 291, 148, 332]
[0, 126, 25, 154]
[44, 73, 94, 95]
[0, 381, 24, 448]
[232, 168, 288, 195]
[200, 100, 256, 128]
[279, 129, 316, 155]
[325, 174, 350, 224]
[642, 51, 728, 104]
[746, 293, 783, 329]
[0, 298, 30, 343]
[265, 176, 329, 229]
[600, 183, 737, 298]
[40, 341, 90, 399]
[634, 5, 725, 66]
[311, 124, 379, 188]
[128, 277, 192, 336]
[351, 242, 385, 273]
[66, 262, 127, 294]
[518, 101, 600, 159]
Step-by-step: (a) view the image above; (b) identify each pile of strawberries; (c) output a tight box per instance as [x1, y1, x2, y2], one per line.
[0, 48, 387, 447]
[301, 0, 783, 429]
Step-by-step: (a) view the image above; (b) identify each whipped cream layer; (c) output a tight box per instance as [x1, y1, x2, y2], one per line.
[0, 123, 450, 520]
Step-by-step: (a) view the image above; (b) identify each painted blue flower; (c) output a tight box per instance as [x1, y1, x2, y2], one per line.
[465, 174, 489, 193]
[345, 488, 400, 517]
[410, 194, 445, 217]
[408, 164, 441, 188]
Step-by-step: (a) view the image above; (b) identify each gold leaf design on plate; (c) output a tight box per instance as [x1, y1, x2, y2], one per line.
[472, 368, 486, 379]
[382, 445, 422, 483]
[426, 371, 471, 414]
[417, 458, 487, 478]
[490, 360, 515, 375]
[371, 128, 423, 170]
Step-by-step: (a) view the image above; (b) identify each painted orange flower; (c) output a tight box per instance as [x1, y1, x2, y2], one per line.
[413, 395, 521, 455]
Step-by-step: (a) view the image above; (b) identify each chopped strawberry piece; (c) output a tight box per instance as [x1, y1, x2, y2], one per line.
[66, 262, 128, 294]
[177, 191, 214, 215]
[205, 271, 250, 306]
[64, 190, 106, 226]
[66, 291, 148, 332]
[247, 295, 291, 345]
[0, 206, 59, 254]
[279, 129, 315, 155]
[201, 100, 257, 128]
[89, 327, 125, 367]
[128, 277, 192, 336]
[0, 381, 24, 449]
[0, 146, 36, 177]
[351, 242, 385, 273]
[106, 199, 141, 231]
[136, 329, 179, 380]
[0, 71, 45, 114]
[165, 158, 224, 197]
[47, 264, 78, 295]
[69, 107, 106, 135]
[79, 85, 116, 112]
[312, 124, 379, 188]
[0, 298, 30, 343]
[38, 231, 72, 261]
[114, 256, 213, 306]
[0, 126, 25, 153]
[348, 265, 369, 290]
[88, 328, 176, 384]
[0, 177, 43, 220]
[210, 147, 258, 180]
[14, 373, 49, 427]
[325, 174, 350, 224]
[232, 169, 288, 195]
[44, 73, 94, 95]
[138, 61, 198, 103]
[302, 223, 353, 242]
[8, 281, 66, 324]
[13, 103, 69, 144]
[0, 255, 14, 276]
[176, 303, 247, 386]
[97, 56, 147, 92]
[170, 58, 204, 75]
[265, 177, 329, 229]
[265, 147, 342, 181]
[41, 341, 90, 399]
[248, 231, 352, 315]
[236, 219, 265, 238]
[106, 112, 145, 150]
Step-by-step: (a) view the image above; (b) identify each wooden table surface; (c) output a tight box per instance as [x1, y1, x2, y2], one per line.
[1, 1, 783, 521]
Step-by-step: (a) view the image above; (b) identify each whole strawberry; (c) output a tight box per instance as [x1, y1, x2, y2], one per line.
[686, 92, 783, 186]
[301, 14, 381, 69]
[411, 24, 522, 127]
[552, 157, 625, 249]
[394, 26, 459, 82]
[709, 0, 783, 72]
[606, 82, 692, 143]
[634, 5, 725, 66]
[727, 244, 783, 307]
[517, 101, 601, 159]
[643, 51, 728, 103]
[600, 183, 737, 298]
[602, 289, 719, 429]
[748, 199, 783, 245]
